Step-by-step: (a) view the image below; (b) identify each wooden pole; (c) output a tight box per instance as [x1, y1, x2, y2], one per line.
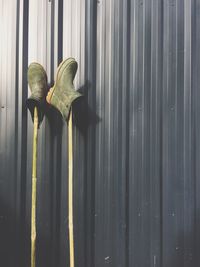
[68, 109, 74, 267]
[31, 107, 38, 267]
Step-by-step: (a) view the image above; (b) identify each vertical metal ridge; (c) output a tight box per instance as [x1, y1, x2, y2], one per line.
[150, 1, 164, 266]
[84, 1, 97, 266]
[192, 0, 200, 265]
[125, 0, 131, 266]
[95, 0, 105, 265]
[183, 1, 195, 266]
[14, 0, 21, 264]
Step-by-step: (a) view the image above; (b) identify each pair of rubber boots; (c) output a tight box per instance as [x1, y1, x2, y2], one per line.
[27, 58, 81, 126]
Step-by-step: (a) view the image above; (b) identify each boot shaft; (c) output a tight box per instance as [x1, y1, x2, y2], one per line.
[27, 63, 48, 126]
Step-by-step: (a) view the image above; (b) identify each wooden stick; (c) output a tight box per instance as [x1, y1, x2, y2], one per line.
[31, 107, 38, 267]
[68, 109, 74, 267]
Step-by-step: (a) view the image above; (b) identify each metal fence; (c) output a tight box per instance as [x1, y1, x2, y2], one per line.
[0, 0, 200, 266]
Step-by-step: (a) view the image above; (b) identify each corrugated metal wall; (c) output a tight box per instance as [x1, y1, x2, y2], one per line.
[0, 0, 200, 266]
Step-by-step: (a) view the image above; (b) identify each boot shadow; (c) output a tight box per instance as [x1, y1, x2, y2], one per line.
[72, 80, 101, 135]
[44, 101, 63, 137]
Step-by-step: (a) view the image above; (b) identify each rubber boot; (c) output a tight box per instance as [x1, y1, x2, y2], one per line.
[27, 62, 48, 126]
[46, 58, 82, 121]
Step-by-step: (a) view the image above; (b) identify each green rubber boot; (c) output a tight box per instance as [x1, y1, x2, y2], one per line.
[27, 62, 48, 126]
[46, 58, 82, 121]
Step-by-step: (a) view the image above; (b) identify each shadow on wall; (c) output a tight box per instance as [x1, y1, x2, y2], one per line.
[0, 198, 16, 267]
[73, 82, 101, 134]
[1, 194, 200, 267]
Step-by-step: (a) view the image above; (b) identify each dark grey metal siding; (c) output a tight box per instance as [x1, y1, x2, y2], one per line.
[0, 0, 200, 266]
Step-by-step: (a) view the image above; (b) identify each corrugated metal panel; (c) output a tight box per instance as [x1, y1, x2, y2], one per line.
[0, 0, 200, 266]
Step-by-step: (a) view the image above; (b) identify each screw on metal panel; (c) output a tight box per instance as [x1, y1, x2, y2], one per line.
[1, 106, 4, 108]
[105, 256, 110, 264]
